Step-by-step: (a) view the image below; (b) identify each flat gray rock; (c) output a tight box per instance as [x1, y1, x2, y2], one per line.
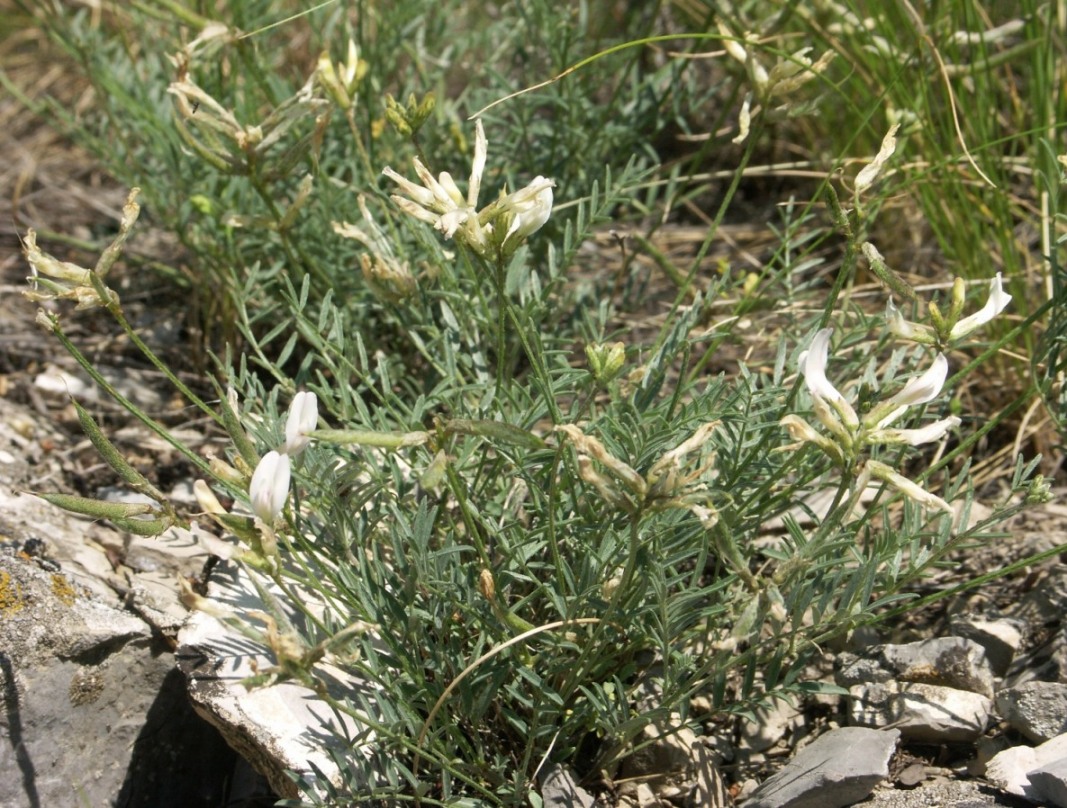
[178, 559, 373, 801]
[1028, 757, 1067, 808]
[743, 726, 899, 808]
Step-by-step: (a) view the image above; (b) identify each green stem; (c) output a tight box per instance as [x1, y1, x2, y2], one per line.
[48, 319, 216, 479]
[90, 275, 220, 423]
[710, 519, 758, 590]
[249, 173, 330, 288]
[493, 260, 508, 395]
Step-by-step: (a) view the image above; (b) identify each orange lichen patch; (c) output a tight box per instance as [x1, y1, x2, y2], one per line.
[0, 570, 26, 615]
[51, 573, 77, 606]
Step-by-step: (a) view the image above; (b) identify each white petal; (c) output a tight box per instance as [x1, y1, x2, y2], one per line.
[469, 119, 487, 208]
[949, 273, 1013, 340]
[799, 329, 839, 401]
[437, 171, 465, 207]
[886, 299, 916, 339]
[381, 166, 436, 208]
[855, 123, 901, 195]
[886, 353, 948, 409]
[800, 329, 860, 431]
[391, 196, 439, 226]
[250, 450, 291, 523]
[869, 415, 961, 446]
[437, 208, 471, 238]
[413, 158, 456, 209]
[284, 391, 318, 455]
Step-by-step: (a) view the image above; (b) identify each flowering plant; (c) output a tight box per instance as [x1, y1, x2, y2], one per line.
[16, 6, 1050, 806]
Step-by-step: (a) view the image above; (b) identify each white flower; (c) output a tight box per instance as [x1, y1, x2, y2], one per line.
[283, 391, 318, 455]
[502, 176, 554, 244]
[868, 416, 961, 446]
[382, 119, 490, 254]
[383, 120, 554, 259]
[949, 273, 1012, 340]
[787, 329, 956, 455]
[799, 329, 859, 430]
[855, 123, 901, 196]
[886, 274, 1012, 345]
[886, 298, 935, 343]
[250, 450, 291, 523]
[865, 460, 953, 513]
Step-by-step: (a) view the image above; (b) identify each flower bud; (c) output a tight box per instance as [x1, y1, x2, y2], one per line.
[585, 341, 626, 383]
[194, 479, 227, 515]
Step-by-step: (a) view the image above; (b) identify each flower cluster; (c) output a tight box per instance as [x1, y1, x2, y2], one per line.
[781, 329, 960, 512]
[333, 196, 417, 302]
[315, 38, 366, 110]
[717, 23, 834, 143]
[556, 421, 720, 526]
[382, 119, 554, 261]
[886, 273, 1012, 346]
[23, 189, 142, 311]
[249, 391, 319, 525]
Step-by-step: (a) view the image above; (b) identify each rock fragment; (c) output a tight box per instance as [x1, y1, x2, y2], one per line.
[621, 718, 699, 780]
[986, 732, 1067, 798]
[1027, 757, 1067, 808]
[997, 682, 1067, 743]
[949, 615, 1024, 676]
[743, 726, 899, 808]
[849, 681, 992, 742]
[837, 637, 995, 698]
[540, 764, 596, 808]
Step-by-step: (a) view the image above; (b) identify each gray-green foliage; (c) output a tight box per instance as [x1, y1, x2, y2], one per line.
[12, 0, 1057, 805]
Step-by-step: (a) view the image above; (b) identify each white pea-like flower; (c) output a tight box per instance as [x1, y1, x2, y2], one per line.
[501, 176, 554, 244]
[249, 450, 291, 523]
[886, 274, 1012, 345]
[283, 391, 318, 455]
[382, 119, 490, 254]
[949, 273, 1012, 340]
[799, 328, 860, 433]
[867, 352, 949, 430]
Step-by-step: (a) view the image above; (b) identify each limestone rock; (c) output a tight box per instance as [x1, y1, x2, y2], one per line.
[986, 732, 1067, 798]
[692, 742, 733, 807]
[837, 637, 995, 699]
[540, 764, 596, 808]
[997, 682, 1067, 743]
[743, 726, 899, 808]
[621, 717, 699, 780]
[177, 559, 375, 800]
[849, 681, 992, 742]
[740, 697, 805, 753]
[949, 615, 1024, 677]
[1027, 757, 1067, 808]
[0, 547, 270, 807]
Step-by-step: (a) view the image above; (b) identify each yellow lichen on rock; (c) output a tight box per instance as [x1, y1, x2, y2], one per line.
[51, 573, 78, 607]
[0, 569, 26, 616]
